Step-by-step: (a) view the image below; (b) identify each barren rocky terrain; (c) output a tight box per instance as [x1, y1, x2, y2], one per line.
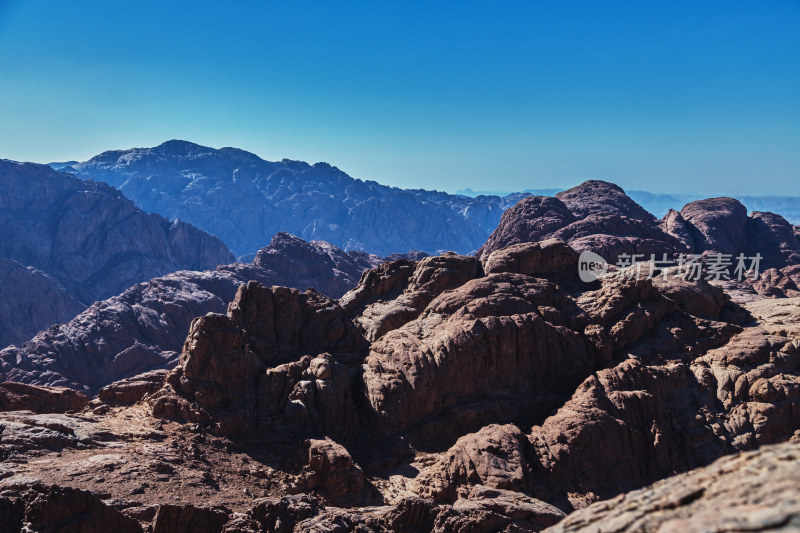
[1, 179, 799, 532]
[0, 232, 422, 393]
[1, 237, 798, 531]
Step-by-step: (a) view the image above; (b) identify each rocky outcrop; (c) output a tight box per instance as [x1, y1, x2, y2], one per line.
[413, 424, 534, 502]
[680, 197, 748, 255]
[0, 484, 141, 532]
[150, 281, 367, 436]
[477, 196, 577, 257]
[408, 295, 799, 512]
[68, 140, 526, 257]
[745, 211, 800, 268]
[555, 180, 656, 222]
[362, 273, 596, 445]
[151, 504, 231, 533]
[479, 184, 800, 302]
[481, 240, 578, 277]
[545, 440, 800, 533]
[0, 382, 89, 413]
[296, 438, 368, 506]
[478, 182, 682, 263]
[0, 233, 394, 392]
[341, 253, 480, 343]
[0, 159, 234, 310]
[98, 369, 169, 406]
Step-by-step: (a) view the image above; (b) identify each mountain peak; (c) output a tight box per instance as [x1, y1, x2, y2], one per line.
[555, 179, 654, 221]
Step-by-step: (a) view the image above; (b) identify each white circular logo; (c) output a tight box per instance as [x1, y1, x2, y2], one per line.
[578, 251, 608, 282]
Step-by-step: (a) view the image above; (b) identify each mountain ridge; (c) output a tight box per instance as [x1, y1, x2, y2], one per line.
[63, 140, 527, 257]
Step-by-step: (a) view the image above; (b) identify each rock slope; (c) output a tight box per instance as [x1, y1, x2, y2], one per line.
[0, 258, 84, 348]
[0, 233, 397, 392]
[0, 159, 234, 346]
[545, 439, 800, 533]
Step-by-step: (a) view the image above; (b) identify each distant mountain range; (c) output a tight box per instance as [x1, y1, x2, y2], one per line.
[60, 140, 526, 258]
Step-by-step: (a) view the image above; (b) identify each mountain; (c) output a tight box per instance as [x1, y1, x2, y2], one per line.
[0, 232, 424, 392]
[460, 187, 800, 224]
[0, 159, 234, 347]
[1, 240, 798, 531]
[480, 180, 800, 267]
[0, 258, 85, 347]
[63, 140, 526, 257]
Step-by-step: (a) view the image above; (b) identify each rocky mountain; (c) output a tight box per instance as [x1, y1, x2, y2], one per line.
[479, 180, 800, 299]
[461, 187, 800, 225]
[0, 240, 798, 531]
[0, 232, 409, 392]
[0, 258, 85, 347]
[62, 140, 526, 257]
[0, 159, 235, 346]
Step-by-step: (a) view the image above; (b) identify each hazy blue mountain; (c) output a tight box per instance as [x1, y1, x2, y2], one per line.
[0, 159, 234, 347]
[64, 140, 527, 257]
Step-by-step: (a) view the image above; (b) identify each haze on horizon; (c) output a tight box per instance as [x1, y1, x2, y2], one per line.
[0, 0, 798, 197]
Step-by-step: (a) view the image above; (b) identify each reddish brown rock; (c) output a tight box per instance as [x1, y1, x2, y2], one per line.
[2, 484, 141, 532]
[745, 211, 800, 268]
[660, 209, 696, 252]
[449, 485, 566, 532]
[342, 253, 480, 342]
[0, 382, 89, 413]
[555, 180, 655, 222]
[680, 197, 748, 255]
[481, 240, 578, 277]
[362, 273, 595, 445]
[545, 440, 800, 533]
[98, 369, 169, 406]
[477, 196, 577, 258]
[413, 424, 534, 502]
[150, 281, 367, 436]
[151, 503, 231, 533]
[297, 438, 367, 506]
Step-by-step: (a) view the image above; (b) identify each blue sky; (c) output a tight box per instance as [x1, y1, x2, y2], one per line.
[0, 1, 798, 195]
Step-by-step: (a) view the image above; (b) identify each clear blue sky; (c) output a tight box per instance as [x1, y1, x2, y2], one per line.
[1, 1, 798, 196]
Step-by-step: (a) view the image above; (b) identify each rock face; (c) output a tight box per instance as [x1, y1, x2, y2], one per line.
[0, 382, 89, 413]
[477, 197, 578, 256]
[0, 159, 234, 348]
[0, 484, 141, 532]
[97, 369, 169, 406]
[0, 159, 234, 305]
[555, 180, 656, 222]
[362, 272, 596, 444]
[0, 233, 394, 392]
[545, 440, 800, 533]
[0, 258, 84, 347]
[478, 182, 682, 263]
[67, 140, 527, 257]
[680, 197, 748, 254]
